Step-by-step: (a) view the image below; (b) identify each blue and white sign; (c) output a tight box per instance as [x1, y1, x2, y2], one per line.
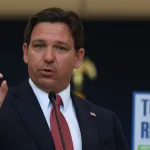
[132, 92, 150, 150]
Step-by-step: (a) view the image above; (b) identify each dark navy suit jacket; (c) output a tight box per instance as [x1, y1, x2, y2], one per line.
[0, 79, 129, 150]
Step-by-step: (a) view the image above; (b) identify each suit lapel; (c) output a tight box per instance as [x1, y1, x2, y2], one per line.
[13, 79, 54, 150]
[72, 93, 98, 150]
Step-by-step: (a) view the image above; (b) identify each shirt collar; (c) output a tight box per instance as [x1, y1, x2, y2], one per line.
[57, 83, 71, 112]
[29, 78, 49, 109]
[29, 78, 71, 112]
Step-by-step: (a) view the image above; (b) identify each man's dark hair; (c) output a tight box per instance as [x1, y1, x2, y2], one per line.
[23, 7, 84, 51]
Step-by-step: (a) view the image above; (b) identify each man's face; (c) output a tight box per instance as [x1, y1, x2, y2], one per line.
[23, 22, 84, 93]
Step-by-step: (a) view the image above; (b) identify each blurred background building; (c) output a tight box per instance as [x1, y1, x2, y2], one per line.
[0, 0, 150, 149]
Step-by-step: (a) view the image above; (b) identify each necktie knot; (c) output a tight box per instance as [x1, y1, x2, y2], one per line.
[55, 95, 62, 106]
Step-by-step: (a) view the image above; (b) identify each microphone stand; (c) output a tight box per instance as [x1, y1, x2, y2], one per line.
[50, 94, 66, 150]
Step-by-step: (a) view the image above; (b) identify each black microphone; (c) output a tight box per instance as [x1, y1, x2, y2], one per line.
[48, 92, 66, 150]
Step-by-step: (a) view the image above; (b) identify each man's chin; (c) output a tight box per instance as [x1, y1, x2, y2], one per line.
[38, 79, 57, 92]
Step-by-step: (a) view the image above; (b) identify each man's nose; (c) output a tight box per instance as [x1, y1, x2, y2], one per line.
[43, 48, 55, 63]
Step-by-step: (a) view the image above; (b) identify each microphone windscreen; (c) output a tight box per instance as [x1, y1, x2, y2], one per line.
[48, 92, 56, 103]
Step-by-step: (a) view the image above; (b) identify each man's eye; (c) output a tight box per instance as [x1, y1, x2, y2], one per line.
[34, 44, 46, 48]
[54, 46, 67, 51]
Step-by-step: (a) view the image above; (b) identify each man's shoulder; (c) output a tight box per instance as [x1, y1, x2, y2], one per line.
[4, 79, 30, 103]
[8, 78, 29, 92]
[74, 94, 115, 119]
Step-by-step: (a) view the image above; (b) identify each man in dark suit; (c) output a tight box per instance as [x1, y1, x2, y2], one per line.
[0, 7, 129, 150]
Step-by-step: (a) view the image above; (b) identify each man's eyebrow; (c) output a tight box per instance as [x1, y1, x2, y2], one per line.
[31, 39, 45, 43]
[31, 39, 71, 47]
[54, 41, 70, 46]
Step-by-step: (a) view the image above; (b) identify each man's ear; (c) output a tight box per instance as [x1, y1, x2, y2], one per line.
[74, 48, 85, 69]
[23, 43, 28, 64]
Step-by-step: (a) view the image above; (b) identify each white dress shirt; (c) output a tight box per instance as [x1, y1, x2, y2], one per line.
[29, 78, 82, 150]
